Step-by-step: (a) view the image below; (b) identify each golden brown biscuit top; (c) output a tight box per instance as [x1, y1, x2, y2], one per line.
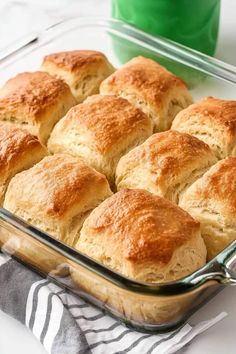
[61, 95, 151, 154]
[119, 130, 213, 179]
[0, 71, 72, 121]
[100, 56, 187, 107]
[189, 157, 236, 217]
[0, 123, 45, 173]
[6, 154, 108, 219]
[42, 50, 107, 72]
[84, 189, 199, 264]
[174, 96, 236, 134]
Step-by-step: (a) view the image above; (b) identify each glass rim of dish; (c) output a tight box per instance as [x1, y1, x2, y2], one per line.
[1, 16, 236, 85]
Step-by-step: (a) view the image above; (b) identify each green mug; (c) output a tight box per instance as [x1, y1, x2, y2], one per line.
[112, 0, 220, 55]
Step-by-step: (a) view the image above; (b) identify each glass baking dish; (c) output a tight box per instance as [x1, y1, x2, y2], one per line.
[1, 17, 236, 333]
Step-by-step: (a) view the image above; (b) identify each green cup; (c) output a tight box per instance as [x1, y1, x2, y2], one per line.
[112, 0, 220, 55]
[111, 0, 220, 87]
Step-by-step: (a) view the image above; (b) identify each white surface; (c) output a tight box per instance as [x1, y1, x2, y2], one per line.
[0, 1, 236, 354]
[215, 0, 236, 65]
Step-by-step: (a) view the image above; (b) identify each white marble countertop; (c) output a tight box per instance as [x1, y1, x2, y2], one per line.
[0, 1, 236, 353]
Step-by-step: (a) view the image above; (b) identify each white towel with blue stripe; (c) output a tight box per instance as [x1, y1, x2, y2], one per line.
[0, 254, 227, 354]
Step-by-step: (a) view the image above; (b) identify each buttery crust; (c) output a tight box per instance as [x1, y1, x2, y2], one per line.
[172, 96, 236, 159]
[42, 50, 113, 72]
[41, 50, 115, 102]
[76, 189, 206, 282]
[48, 95, 152, 184]
[0, 71, 76, 144]
[180, 157, 236, 259]
[100, 56, 192, 132]
[116, 130, 217, 204]
[4, 154, 112, 246]
[0, 123, 47, 205]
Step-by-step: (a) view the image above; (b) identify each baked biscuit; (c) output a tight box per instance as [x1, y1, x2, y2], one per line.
[116, 130, 217, 204]
[100, 56, 192, 132]
[4, 154, 112, 247]
[75, 189, 206, 282]
[180, 157, 236, 259]
[0, 71, 76, 144]
[48, 95, 152, 185]
[41, 50, 115, 102]
[172, 97, 236, 159]
[0, 123, 47, 205]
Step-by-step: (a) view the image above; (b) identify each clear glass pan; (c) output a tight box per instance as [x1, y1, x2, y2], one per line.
[0, 17, 236, 333]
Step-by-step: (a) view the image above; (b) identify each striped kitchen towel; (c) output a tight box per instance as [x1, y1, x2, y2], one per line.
[0, 253, 227, 354]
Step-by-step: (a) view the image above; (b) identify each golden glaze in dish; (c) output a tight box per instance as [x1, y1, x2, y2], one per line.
[100, 56, 192, 132]
[172, 96, 236, 159]
[76, 189, 206, 282]
[0, 71, 76, 144]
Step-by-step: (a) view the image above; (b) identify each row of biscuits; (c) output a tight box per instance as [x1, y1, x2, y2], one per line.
[0, 50, 235, 284]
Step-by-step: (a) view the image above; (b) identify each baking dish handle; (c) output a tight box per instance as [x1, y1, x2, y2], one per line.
[217, 240, 236, 285]
[190, 240, 236, 287]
